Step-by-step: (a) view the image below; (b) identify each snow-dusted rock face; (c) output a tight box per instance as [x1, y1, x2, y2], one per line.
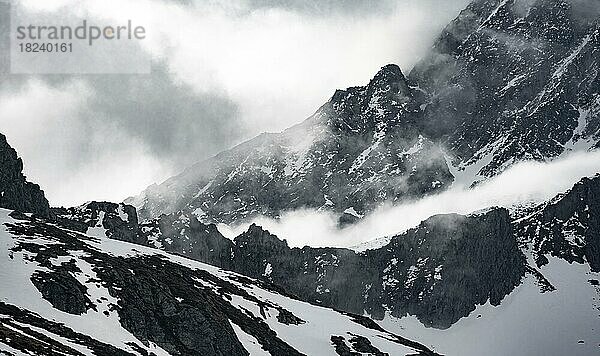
[412, 0, 600, 178]
[233, 209, 526, 329]
[139, 211, 235, 269]
[0, 133, 50, 218]
[129, 0, 599, 224]
[52, 201, 146, 246]
[516, 174, 600, 271]
[123, 207, 526, 330]
[364, 208, 525, 328]
[128, 64, 453, 224]
[0, 209, 439, 356]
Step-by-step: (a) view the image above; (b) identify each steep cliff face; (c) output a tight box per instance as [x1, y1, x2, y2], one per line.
[131, 207, 526, 329]
[128, 64, 452, 224]
[0, 133, 50, 218]
[412, 0, 600, 177]
[517, 174, 600, 271]
[233, 224, 375, 316]
[365, 208, 526, 328]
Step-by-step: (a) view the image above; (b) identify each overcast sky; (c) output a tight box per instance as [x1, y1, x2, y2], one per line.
[0, 0, 470, 206]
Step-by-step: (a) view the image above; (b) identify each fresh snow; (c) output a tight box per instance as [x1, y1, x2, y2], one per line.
[229, 321, 270, 356]
[86, 210, 107, 239]
[349, 122, 387, 174]
[349, 235, 392, 252]
[343, 207, 362, 218]
[117, 204, 129, 222]
[378, 257, 600, 356]
[0, 209, 169, 356]
[564, 108, 594, 152]
[0, 208, 426, 356]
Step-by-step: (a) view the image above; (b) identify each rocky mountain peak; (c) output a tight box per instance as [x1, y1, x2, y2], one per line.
[235, 223, 290, 250]
[323, 62, 423, 142]
[0, 133, 50, 218]
[367, 64, 411, 95]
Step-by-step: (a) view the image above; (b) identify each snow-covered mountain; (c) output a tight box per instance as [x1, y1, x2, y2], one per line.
[0, 131, 443, 356]
[2, 0, 600, 354]
[1, 123, 599, 354]
[411, 0, 600, 178]
[0, 209, 440, 356]
[128, 65, 452, 224]
[129, 0, 600, 224]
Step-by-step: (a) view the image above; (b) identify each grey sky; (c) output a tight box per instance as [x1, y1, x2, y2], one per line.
[0, 0, 471, 206]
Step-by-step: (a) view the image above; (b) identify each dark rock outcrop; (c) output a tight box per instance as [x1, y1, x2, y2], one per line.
[52, 201, 146, 245]
[139, 207, 526, 329]
[0, 133, 50, 218]
[517, 174, 600, 271]
[30, 270, 93, 315]
[364, 208, 526, 328]
[139, 211, 234, 269]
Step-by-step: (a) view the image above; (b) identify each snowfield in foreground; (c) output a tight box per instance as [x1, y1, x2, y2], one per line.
[0, 209, 438, 356]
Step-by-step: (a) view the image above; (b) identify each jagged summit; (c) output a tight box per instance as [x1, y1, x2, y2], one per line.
[368, 64, 410, 93]
[129, 64, 451, 223]
[327, 63, 418, 133]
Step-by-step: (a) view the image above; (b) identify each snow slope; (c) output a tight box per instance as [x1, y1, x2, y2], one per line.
[379, 257, 600, 356]
[0, 209, 438, 356]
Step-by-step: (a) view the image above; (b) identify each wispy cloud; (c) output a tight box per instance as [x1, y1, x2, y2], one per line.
[219, 150, 600, 248]
[0, 0, 470, 205]
[0, 79, 170, 206]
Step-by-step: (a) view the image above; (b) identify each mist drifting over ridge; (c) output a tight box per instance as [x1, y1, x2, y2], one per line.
[218, 150, 600, 248]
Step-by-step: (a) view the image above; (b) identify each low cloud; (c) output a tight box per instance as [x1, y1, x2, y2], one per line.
[0, 79, 171, 206]
[220, 150, 600, 248]
[1, 0, 470, 206]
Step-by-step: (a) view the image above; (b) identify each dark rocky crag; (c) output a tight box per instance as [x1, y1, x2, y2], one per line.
[0, 133, 50, 218]
[517, 174, 600, 271]
[139, 211, 234, 269]
[128, 64, 453, 224]
[365, 209, 525, 327]
[121, 206, 526, 329]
